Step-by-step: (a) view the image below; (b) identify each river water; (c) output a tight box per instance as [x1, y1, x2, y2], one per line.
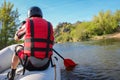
[53, 38, 120, 80]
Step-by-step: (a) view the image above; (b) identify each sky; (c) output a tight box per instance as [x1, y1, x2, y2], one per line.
[0, 0, 120, 28]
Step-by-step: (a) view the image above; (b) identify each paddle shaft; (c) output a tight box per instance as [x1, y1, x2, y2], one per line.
[52, 49, 64, 60]
[53, 49, 77, 70]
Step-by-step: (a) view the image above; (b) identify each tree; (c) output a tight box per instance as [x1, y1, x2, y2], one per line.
[92, 10, 118, 35]
[0, 0, 19, 49]
[114, 10, 120, 22]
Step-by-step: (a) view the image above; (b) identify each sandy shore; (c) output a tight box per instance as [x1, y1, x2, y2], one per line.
[91, 32, 120, 40]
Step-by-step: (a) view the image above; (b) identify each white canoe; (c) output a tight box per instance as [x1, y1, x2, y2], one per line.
[0, 44, 17, 73]
[0, 44, 61, 80]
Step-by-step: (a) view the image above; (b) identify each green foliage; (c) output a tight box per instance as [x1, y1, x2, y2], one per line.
[55, 10, 120, 43]
[92, 10, 118, 35]
[55, 22, 74, 42]
[0, 0, 19, 49]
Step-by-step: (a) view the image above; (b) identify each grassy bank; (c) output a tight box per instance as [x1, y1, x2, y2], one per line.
[91, 32, 120, 40]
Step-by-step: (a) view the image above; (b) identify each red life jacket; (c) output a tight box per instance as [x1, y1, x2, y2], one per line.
[24, 17, 54, 59]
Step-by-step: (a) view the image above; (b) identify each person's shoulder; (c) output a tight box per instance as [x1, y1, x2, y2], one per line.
[42, 18, 53, 25]
[38, 17, 47, 22]
[22, 18, 29, 24]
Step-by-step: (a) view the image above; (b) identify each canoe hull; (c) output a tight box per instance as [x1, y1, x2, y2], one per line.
[0, 44, 61, 80]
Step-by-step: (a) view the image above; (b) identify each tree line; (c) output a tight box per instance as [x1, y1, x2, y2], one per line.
[54, 10, 120, 43]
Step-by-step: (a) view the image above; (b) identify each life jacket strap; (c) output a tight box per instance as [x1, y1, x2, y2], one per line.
[29, 19, 34, 56]
[24, 47, 52, 51]
[25, 38, 53, 44]
[46, 22, 51, 58]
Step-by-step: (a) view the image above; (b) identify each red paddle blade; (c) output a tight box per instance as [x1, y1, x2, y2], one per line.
[64, 59, 77, 71]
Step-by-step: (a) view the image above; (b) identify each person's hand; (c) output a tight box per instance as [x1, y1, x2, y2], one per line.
[14, 33, 19, 41]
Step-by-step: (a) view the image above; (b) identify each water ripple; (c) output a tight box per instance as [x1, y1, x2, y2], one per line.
[61, 65, 120, 80]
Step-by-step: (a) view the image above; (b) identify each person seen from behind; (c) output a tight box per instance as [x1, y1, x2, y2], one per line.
[7, 6, 54, 80]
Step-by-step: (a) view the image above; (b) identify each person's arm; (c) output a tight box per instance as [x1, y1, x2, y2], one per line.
[14, 21, 26, 41]
[14, 26, 26, 41]
[14, 33, 19, 41]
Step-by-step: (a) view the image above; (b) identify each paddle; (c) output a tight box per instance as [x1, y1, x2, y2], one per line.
[52, 49, 77, 70]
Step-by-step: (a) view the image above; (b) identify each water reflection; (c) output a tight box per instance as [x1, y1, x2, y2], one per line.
[61, 65, 120, 80]
[54, 38, 120, 80]
[85, 38, 120, 46]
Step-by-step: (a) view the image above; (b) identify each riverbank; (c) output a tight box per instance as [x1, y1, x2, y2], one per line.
[91, 32, 120, 40]
[55, 32, 120, 43]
